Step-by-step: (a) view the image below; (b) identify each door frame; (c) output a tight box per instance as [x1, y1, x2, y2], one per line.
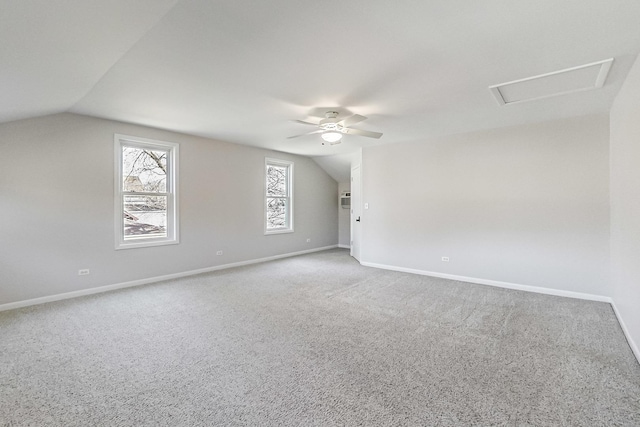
[350, 164, 361, 262]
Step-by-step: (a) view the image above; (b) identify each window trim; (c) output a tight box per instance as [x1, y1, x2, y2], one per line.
[114, 134, 179, 250]
[264, 157, 294, 235]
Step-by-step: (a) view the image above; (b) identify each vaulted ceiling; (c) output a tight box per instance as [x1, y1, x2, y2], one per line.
[3, 1, 640, 169]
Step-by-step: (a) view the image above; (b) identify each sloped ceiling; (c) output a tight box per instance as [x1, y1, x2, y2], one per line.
[3, 1, 640, 169]
[0, 0, 180, 124]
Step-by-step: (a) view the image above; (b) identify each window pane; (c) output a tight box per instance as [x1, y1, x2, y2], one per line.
[122, 146, 167, 193]
[266, 197, 287, 229]
[123, 195, 167, 239]
[266, 164, 287, 196]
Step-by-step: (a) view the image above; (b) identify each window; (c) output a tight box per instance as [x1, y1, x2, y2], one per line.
[115, 134, 179, 249]
[265, 158, 293, 234]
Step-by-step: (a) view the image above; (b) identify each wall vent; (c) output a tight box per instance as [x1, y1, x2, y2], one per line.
[489, 58, 613, 106]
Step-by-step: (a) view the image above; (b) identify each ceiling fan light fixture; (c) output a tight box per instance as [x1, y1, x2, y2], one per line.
[321, 131, 342, 143]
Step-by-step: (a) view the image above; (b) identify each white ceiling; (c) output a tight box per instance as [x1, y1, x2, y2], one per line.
[3, 1, 640, 180]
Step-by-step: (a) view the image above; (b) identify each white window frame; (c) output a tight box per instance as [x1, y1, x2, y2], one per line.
[114, 134, 179, 250]
[264, 157, 294, 235]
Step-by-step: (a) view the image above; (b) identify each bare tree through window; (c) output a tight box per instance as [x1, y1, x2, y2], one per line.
[122, 146, 168, 238]
[265, 159, 293, 232]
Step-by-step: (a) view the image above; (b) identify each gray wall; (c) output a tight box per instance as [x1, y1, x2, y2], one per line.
[610, 54, 640, 357]
[338, 181, 351, 247]
[361, 114, 610, 296]
[0, 113, 338, 305]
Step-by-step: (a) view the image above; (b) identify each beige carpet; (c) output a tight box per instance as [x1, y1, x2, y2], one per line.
[1, 248, 639, 426]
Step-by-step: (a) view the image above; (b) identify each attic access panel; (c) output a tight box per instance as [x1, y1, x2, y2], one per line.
[489, 58, 613, 105]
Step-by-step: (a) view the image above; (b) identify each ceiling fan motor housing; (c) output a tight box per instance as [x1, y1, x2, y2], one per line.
[319, 111, 343, 132]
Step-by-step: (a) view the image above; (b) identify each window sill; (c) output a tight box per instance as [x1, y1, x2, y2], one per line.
[264, 228, 294, 236]
[115, 238, 179, 250]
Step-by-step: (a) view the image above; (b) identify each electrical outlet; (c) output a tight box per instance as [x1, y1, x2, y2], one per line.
[78, 269, 90, 276]
[216, 250, 223, 256]
[441, 257, 450, 262]
[306, 238, 311, 243]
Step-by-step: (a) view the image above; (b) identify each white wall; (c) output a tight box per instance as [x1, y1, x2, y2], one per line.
[610, 54, 640, 359]
[361, 114, 610, 296]
[338, 182, 350, 247]
[0, 113, 338, 305]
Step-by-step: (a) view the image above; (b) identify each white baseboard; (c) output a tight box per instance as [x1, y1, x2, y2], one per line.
[610, 301, 640, 364]
[0, 245, 338, 312]
[360, 261, 613, 303]
[338, 244, 351, 249]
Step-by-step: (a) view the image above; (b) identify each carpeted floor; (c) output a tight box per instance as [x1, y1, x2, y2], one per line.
[1, 248, 639, 426]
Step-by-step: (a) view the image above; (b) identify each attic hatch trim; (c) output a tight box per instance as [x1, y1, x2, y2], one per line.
[489, 58, 614, 106]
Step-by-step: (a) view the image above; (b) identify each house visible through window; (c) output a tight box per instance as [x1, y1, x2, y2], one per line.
[115, 134, 179, 249]
[265, 158, 293, 234]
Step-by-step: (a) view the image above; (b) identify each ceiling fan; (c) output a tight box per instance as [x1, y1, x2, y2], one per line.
[288, 111, 383, 145]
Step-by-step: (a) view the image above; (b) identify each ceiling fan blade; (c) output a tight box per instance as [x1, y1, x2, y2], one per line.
[342, 127, 383, 139]
[287, 129, 322, 139]
[338, 114, 367, 127]
[292, 118, 321, 126]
